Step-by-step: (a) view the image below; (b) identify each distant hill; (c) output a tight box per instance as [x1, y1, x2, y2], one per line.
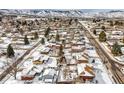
[0, 9, 124, 18]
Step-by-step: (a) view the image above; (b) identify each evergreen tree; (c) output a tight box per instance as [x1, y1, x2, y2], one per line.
[93, 19, 96, 23]
[24, 35, 29, 45]
[7, 44, 15, 57]
[50, 35, 54, 40]
[19, 28, 23, 35]
[122, 37, 124, 43]
[35, 19, 39, 25]
[99, 31, 106, 42]
[101, 26, 105, 30]
[92, 59, 95, 63]
[56, 33, 60, 42]
[69, 19, 72, 25]
[98, 24, 100, 26]
[45, 27, 50, 37]
[112, 42, 122, 56]
[41, 38, 45, 45]
[114, 21, 123, 26]
[74, 19, 78, 23]
[59, 45, 63, 56]
[62, 40, 66, 47]
[93, 29, 96, 35]
[0, 17, 2, 21]
[110, 21, 114, 26]
[34, 32, 39, 39]
[22, 20, 27, 26]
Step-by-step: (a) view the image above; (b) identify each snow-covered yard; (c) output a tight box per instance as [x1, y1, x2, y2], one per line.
[89, 58, 113, 84]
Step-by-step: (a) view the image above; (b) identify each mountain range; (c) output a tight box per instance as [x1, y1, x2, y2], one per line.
[0, 9, 124, 18]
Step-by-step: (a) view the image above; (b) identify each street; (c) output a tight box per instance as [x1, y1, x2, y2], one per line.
[80, 22, 124, 84]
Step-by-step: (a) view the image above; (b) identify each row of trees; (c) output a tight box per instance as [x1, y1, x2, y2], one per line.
[99, 31, 106, 42]
[12, 28, 121, 59]
[7, 31, 41, 58]
[7, 27, 51, 58]
[44, 27, 61, 42]
[7, 38, 45, 58]
[97, 30, 122, 56]
[111, 42, 122, 56]
[109, 21, 123, 26]
[24, 32, 39, 45]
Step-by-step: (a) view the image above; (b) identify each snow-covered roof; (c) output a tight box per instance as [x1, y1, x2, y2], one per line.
[112, 30, 123, 35]
[72, 46, 83, 50]
[33, 65, 44, 73]
[77, 63, 94, 77]
[42, 55, 49, 61]
[87, 49, 99, 58]
[69, 58, 77, 64]
[46, 57, 57, 67]
[76, 55, 87, 61]
[43, 68, 56, 76]
[41, 47, 51, 53]
[32, 51, 41, 61]
[0, 62, 6, 68]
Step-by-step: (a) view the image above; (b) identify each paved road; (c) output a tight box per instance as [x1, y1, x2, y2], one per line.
[80, 22, 124, 84]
